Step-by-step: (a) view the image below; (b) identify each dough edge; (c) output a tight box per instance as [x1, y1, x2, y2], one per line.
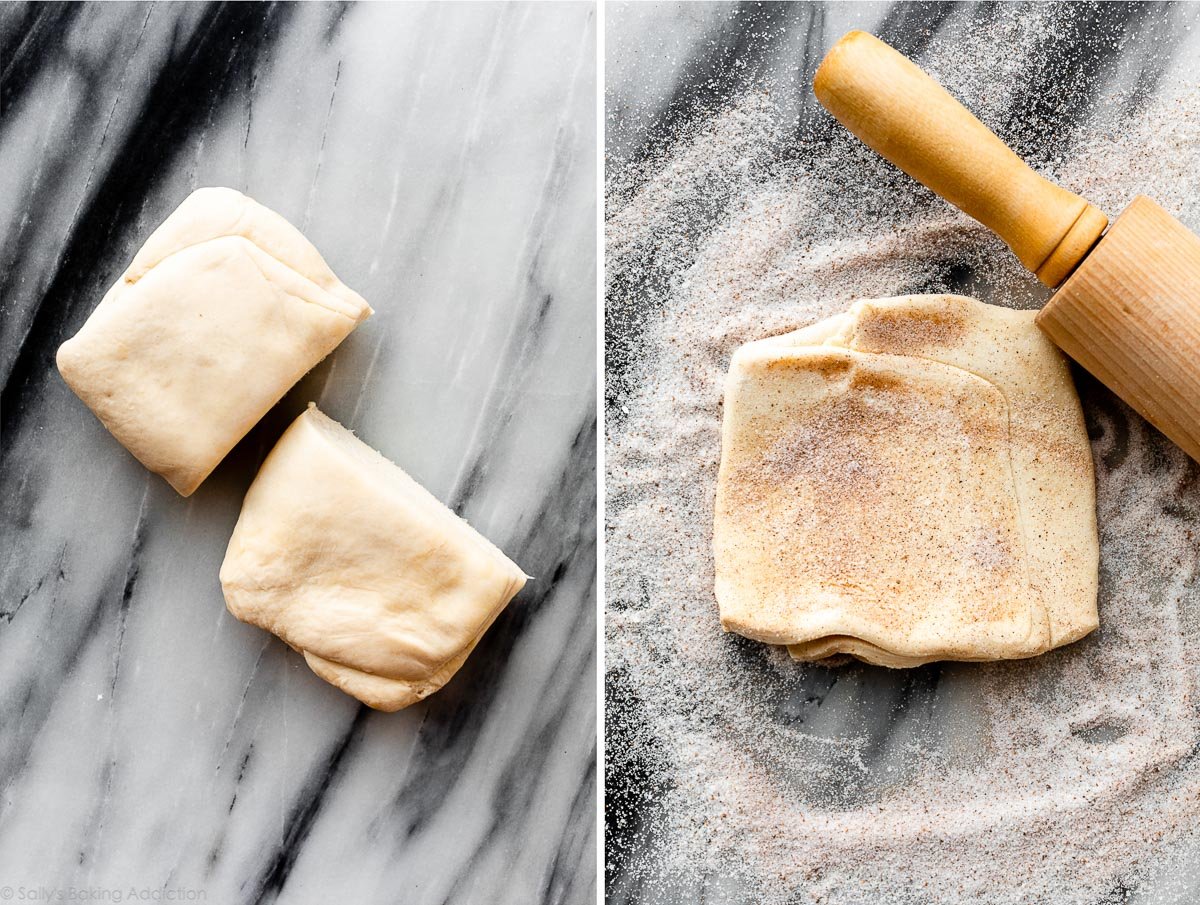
[220, 405, 529, 710]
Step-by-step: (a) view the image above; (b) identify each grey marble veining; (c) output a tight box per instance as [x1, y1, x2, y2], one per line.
[1, 3, 596, 904]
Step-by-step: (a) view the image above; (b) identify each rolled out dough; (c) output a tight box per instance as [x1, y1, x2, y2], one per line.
[713, 295, 1099, 667]
[56, 187, 372, 496]
[219, 405, 528, 711]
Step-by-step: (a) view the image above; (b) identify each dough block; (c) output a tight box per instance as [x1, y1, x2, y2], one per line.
[56, 187, 372, 496]
[220, 405, 528, 711]
[714, 295, 1099, 667]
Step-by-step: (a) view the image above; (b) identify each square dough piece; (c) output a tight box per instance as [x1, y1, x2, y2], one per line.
[57, 187, 372, 496]
[714, 295, 1099, 668]
[219, 405, 528, 711]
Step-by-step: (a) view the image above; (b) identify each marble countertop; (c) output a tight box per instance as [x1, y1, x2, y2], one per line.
[606, 3, 1200, 904]
[1, 3, 595, 904]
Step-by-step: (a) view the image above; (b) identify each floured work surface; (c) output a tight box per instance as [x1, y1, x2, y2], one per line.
[715, 295, 1098, 667]
[605, 7, 1200, 900]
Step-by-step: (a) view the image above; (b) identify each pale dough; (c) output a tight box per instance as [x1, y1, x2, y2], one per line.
[219, 405, 528, 711]
[713, 295, 1099, 667]
[56, 187, 372, 496]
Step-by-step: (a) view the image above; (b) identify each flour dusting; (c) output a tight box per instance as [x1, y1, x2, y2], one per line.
[606, 5, 1200, 903]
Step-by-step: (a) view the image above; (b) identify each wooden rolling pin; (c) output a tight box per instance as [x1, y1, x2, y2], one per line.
[814, 30, 1200, 464]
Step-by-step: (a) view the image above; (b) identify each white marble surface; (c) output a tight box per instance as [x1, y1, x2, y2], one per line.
[1, 3, 596, 903]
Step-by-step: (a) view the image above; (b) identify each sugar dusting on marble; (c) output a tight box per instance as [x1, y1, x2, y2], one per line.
[606, 8, 1199, 903]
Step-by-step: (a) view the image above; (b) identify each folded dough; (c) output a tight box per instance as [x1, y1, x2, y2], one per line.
[56, 187, 372, 496]
[219, 405, 528, 711]
[713, 295, 1098, 667]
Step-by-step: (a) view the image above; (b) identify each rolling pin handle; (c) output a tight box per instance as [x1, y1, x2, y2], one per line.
[813, 31, 1108, 287]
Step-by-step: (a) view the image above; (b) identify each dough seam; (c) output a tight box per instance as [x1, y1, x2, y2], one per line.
[300, 576, 520, 685]
[239, 243, 363, 321]
[166, 236, 364, 321]
[125, 234, 366, 322]
[223, 572, 526, 681]
[857, 347, 1044, 650]
[726, 347, 1038, 652]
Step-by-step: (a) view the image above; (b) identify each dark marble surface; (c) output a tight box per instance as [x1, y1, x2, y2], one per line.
[1, 3, 596, 904]
[605, 3, 1200, 903]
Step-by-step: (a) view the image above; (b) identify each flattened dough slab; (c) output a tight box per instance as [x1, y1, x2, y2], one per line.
[714, 295, 1099, 667]
[219, 405, 528, 711]
[57, 187, 372, 496]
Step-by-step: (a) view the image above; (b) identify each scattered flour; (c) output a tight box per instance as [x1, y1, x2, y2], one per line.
[606, 6, 1200, 904]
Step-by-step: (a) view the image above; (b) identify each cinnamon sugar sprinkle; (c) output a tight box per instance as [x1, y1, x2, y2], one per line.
[606, 7, 1200, 903]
